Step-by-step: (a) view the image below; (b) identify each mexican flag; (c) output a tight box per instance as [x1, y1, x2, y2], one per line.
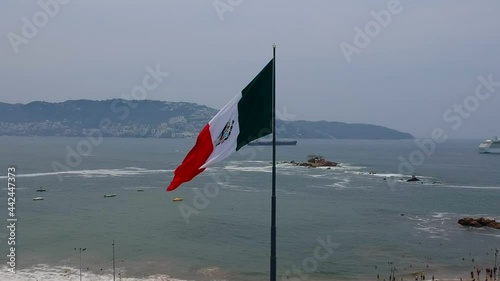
[167, 59, 274, 191]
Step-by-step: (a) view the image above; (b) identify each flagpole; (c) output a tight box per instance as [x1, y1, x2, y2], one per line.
[270, 44, 277, 281]
[112, 239, 116, 281]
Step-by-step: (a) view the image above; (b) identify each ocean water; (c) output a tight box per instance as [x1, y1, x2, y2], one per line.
[0, 136, 499, 281]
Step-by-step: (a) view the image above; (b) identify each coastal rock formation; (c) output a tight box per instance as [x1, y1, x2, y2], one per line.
[290, 155, 338, 168]
[406, 175, 420, 182]
[458, 217, 500, 229]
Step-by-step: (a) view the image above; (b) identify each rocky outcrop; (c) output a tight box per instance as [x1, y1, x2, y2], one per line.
[289, 155, 338, 168]
[458, 217, 500, 229]
[406, 175, 420, 182]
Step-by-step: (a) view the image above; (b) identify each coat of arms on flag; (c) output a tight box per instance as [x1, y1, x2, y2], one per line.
[215, 119, 234, 146]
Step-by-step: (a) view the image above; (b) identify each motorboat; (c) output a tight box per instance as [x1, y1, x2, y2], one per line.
[173, 197, 183, 202]
[33, 197, 44, 201]
[36, 187, 46, 192]
[104, 194, 117, 198]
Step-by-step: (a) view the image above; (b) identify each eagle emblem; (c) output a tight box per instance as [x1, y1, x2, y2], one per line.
[215, 120, 234, 146]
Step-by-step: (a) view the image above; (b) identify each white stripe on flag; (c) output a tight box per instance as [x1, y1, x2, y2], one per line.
[200, 94, 241, 168]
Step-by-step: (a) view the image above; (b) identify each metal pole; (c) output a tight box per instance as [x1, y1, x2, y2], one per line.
[113, 239, 116, 281]
[270, 44, 277, 281]
[79, 248, 82, 281]
[495, 247, 498, 281]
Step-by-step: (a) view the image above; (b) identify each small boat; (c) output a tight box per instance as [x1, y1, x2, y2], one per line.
[104, 194, 116, 198]
[33, 197, 44, 201]
[479, 136, 500, 154]
[173, 197, 183, 202]
[36, 187, 46, 192]
[137, 189, 144, 192]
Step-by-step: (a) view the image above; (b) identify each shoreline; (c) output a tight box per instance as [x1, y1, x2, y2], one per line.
[1, 263, 497, 281]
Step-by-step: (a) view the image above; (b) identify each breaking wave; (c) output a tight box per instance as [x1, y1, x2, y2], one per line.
[0, 167, 172, 179]
[405, 212, 454, 240]
[0, 265, 188, 281]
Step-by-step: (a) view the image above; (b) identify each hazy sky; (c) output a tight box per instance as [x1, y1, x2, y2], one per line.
[1, 0, 499, 138]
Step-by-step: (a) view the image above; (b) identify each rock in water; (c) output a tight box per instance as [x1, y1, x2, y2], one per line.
[458, 217, 500, 229]
[295, 155, 338, 167]
[406, 175, 420, 182]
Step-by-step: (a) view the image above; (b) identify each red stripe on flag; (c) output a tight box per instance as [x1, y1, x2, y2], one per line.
[167, 124, 214, 191]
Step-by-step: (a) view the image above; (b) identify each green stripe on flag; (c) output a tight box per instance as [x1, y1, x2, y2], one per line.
[236, 59, 274, 151]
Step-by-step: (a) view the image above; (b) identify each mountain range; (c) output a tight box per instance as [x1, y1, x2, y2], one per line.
[0, 99, 414, 139]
